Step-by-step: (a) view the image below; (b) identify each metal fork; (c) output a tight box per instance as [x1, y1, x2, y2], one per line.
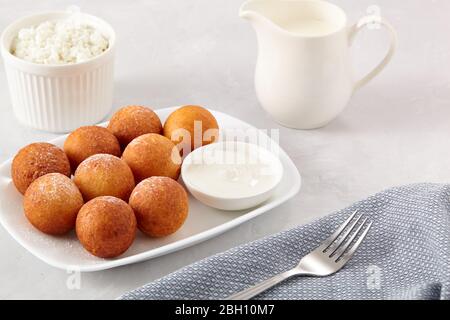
[227, 210, 372, 300]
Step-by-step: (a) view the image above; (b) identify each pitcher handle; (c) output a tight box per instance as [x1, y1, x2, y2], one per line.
[349, 15, 398, 92]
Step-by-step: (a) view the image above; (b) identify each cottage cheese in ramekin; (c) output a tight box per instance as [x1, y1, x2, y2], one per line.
[1, 11, 116, 132]
[11, 17, 109, 65]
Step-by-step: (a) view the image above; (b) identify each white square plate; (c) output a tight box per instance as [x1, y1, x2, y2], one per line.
[0, 107, 301, 272]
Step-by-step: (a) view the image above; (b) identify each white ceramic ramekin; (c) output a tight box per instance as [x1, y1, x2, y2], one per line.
[0, 11, 116, 133]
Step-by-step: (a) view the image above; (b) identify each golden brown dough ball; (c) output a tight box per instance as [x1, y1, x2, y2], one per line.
[163, 105, 219, 154]
[11, 143, 71, 194]
[63, 126, 121, 171]
[74, 154, 135, 201]
[107, 106, 162, 148]
[76, 196, 136, 258]
[122, 133, 181, 183]
[129, 177, 188, 237]
[23, 173, 84, 235]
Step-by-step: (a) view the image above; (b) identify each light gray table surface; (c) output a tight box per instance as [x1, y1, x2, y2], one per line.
[1, 0, 449, 299]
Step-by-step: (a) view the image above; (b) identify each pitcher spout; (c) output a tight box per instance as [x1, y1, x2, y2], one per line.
[239, 0, 298, 36]
[239, 0, 271, 24]
[240, 0, 348, 38]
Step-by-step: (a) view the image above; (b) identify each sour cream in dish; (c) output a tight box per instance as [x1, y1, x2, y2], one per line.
[182, 141, 283, 211]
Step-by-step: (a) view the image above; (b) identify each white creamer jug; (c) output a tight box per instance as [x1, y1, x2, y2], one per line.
[240, 0, 397, 129]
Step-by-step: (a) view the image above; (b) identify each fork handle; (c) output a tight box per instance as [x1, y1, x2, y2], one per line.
[227, 270, 297, 300]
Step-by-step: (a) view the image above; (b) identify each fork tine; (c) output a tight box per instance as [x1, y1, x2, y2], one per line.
[318, 209, 359, 252]
[330, 217, 368, 259]
[327, 213, 365, 254]
[336, 221, 372, 264]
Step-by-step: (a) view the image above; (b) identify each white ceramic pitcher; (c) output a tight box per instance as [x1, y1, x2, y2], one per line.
[240, 0, 397, 129]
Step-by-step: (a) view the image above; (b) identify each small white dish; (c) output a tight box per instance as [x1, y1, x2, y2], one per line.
[0, 107, 301, 272]
[0, 10, 116, 133]
[182, 141, 283, 211]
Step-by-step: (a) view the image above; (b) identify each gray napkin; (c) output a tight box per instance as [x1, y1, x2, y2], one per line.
[119, 183, 450, 300]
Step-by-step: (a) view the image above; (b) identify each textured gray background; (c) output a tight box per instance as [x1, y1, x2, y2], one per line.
[1, 0, 450, 299]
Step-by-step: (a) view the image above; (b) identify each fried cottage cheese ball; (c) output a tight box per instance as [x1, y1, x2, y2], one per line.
[12, 142, 71, 194]
[74, 154, 135, 201]
[129, 177, 188, 237]
[63, 126, 121, 171]
[163, 105, 219, 154]
[76, 196, 136, 258]
[107, 106, 162, 148]
[23, 173, 84, 235]
[122, 133, 182, 183]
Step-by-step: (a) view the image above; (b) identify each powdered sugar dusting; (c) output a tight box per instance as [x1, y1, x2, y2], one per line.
[33, 173, 78, 197]
[98, 195, 125, 205]
[78, 153, 121, 168]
